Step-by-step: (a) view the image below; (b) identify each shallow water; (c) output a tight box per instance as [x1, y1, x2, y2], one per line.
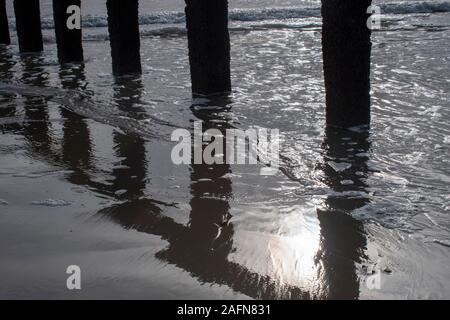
[0, 1, 449, 299]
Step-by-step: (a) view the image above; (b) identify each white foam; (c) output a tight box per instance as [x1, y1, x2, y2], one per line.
[8, 1, 450, 30]
[31, 199, 71, 207]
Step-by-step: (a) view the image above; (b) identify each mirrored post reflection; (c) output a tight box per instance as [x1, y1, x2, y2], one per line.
[57, 74, 150, 199]
[97, 96, 313, 299]
[315, 127, 372, 299]
[156, 97, 310, 299]
[0, 48, 14, 81]
[59, 64, 93, 186]
[0, 49, 18, 132]
[3, 57, 374, 300]
[21, 55, 53, 156]
[109, 77, 148, 200]
[154, 97, 236, 285]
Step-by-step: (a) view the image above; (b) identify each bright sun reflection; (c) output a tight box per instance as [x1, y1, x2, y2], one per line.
[229, 205, 321, 293]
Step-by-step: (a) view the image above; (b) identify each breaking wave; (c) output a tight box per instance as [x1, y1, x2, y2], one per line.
[7, 1, 450, 30]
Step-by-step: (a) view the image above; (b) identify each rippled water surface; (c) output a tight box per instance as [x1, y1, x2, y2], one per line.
[0, 1, 449, 299]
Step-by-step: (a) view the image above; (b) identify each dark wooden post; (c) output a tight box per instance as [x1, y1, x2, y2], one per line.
[53, 0, 83, 63]
[106, 0, 141, 75]
[321, 0, 372, 127]
[185, 0, 231, 95]
[0, 0, 10, 45]
[13, 0, 43, 53]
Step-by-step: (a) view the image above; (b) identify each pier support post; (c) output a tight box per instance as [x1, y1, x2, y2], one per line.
[13, 0, 43, 53]
[106, 0, 141, 75]
[321, 0, 372, 127]
[53, 0, 83, 63]
[185, 0, 231, 95]
[0, 0, 10, 45]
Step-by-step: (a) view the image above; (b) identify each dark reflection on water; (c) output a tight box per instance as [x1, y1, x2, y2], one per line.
[0, 49, 17, 131]
[109, 77, 148, 200]
[59, 64, 93, 186]
[163, 97, 235, 279]
[0, 56, 374, 299]
[95, 75, 179, 240]
[0, 49, 14, 82]
[315, 127, 371, 300]
[97, 95, 311, 299]
[21, 55, 53, 156]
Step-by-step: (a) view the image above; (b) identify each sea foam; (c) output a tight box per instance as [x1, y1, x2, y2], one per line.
[8, 1, 450, 30]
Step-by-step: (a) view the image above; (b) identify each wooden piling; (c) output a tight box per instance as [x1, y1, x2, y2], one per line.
[185, 0, 231, 95]
[53, 0, 83, 63]
[0, 0, 10, 45]
[13, 0, 43, 53]
[106, 0, 141, 75]
[321, 0, 372, 127]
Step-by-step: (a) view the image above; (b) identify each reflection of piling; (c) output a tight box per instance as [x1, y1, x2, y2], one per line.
[53, 0, 83, 64]
[13, 0, 43, 53]
[316, 127, 370, 299]
[21, 57, 52, 155]
[185, 0, 231, 95]
[106, 0, 141, 75]
[0, 0, 10, 45]
[59, 66, 93, 185]
[0, 51, 17, 132]
[111, 78, 147, 200]
[321, 0, 372, 127]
